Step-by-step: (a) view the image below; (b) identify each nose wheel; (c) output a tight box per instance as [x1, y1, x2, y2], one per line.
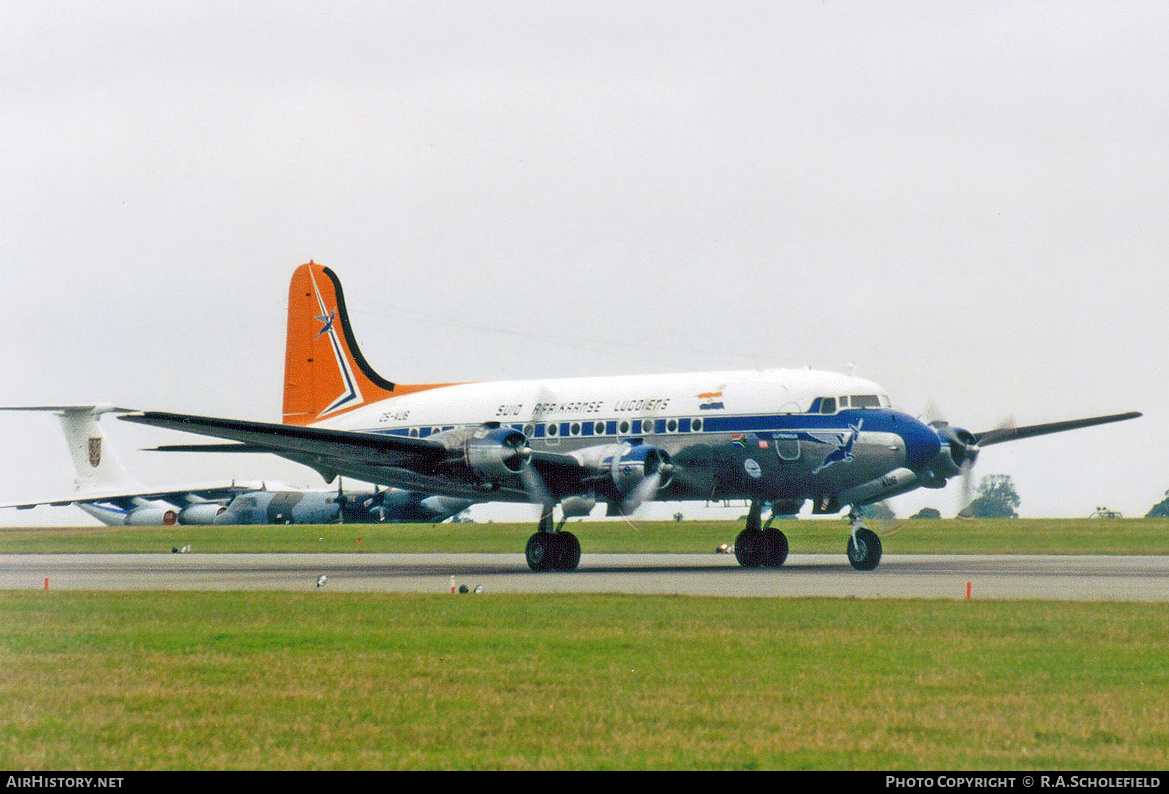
[846, 516, 882, 571]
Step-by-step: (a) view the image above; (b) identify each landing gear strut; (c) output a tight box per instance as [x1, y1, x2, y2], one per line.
[846, 509, 882, 571]
[734, 500, 788, 568]
[525, 504, 581, 571]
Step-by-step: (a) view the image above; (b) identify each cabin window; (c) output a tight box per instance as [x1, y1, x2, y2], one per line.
[619, 420, 630, 435]
[666, 418, 677, 433]
[570, 422, 581, 436]
[547, 423, 558, 437]
[691, 417, 702, 432]
[595, 421, 606, 435]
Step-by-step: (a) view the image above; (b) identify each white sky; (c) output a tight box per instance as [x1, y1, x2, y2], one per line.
[1, 1, 1165, 524]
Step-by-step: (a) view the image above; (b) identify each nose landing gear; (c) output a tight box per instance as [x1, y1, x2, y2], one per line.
[846, 508, 882, 571]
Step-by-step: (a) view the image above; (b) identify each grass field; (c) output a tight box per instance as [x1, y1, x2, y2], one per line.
[1, 517, 1167, 555]
[2, 519, 1166, 770]
[1, 591, 1167, 770]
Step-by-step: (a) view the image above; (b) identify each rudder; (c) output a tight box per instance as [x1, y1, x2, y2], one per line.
[283, 262, 454, 425]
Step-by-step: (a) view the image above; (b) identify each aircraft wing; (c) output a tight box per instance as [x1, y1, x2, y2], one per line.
[974, 411, 1142, 447]
[122, 411, 446, 460]
[0, 482, 252, 511]
[121, 411, 591, 503]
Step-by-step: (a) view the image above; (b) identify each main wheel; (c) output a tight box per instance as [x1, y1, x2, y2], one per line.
[761, 528, 789, 567]
[526, 532, 554, 571]
[847, 528, 882, 571]
[557, 532, 581, 571]
[734, 528, 764, 568]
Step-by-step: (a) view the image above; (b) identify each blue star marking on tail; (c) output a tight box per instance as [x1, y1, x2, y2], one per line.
[315, 310, 336, 339]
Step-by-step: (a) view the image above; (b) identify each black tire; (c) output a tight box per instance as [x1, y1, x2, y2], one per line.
[761, 528, 789, 567]
[847, 528, 882, 571]
[526, 532, 554, 571]
[734, 528, 764, 568]
[557, 532, 581, 571]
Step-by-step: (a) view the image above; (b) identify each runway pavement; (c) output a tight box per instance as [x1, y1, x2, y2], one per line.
[2, 552, 1167, 601]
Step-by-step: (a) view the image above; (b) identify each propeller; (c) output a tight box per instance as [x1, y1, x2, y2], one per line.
[518, 382, 559, 515]
[335, 477, 349, 524]
[924, 403, 1014, 516]
[608, 443, 673, 514]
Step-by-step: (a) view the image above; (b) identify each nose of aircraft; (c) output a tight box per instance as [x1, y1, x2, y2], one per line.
[896, 411, 942, 472]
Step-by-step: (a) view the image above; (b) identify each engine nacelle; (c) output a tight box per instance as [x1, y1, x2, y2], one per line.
[605, 442, 672, 497]
[124, 506, 178, 525]
[462, 426, 531, 484]
[930, 423, 979, 477]
[177, 503, 227, 525]
[560, 495, 597, 518]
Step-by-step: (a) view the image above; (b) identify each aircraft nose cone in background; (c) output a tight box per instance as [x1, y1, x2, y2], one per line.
[895, 411, 942, 472]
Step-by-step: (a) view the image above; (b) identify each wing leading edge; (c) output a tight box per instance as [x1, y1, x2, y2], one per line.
[119, 411, 556, 502]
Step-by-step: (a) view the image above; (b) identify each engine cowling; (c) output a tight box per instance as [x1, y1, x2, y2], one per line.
[461, 426, 531, 484]
[177, 503, 228, 525]
[559, 495, 597, 518]
[124, 506, 178, 525]
[929, 422, 979, 478]
[607, 442, 672, 497]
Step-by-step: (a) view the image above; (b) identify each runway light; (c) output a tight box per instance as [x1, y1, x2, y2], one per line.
[317, 575, 327, 588]
[966, 581, 972, 600]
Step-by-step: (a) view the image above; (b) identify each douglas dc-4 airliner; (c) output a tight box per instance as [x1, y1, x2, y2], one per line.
[120, 262, 1141, 571]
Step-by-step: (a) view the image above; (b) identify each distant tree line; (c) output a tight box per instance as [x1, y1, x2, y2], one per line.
[1147, 491, 1169, 517]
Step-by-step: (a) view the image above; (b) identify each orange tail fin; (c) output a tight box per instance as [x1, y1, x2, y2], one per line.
[283, 262, 453, 425]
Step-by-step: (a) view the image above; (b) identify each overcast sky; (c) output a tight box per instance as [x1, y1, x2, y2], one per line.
[2, 1, 1165, 524]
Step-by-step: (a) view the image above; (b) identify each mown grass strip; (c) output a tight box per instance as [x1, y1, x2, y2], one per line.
[1, 518, 1167, 555]
[1, 591, 1167, 770]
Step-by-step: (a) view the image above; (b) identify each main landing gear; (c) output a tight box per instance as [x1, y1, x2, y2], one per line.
[731, 501, 883, 571]
[733, 500, 789, 568]
[525, 505, 582, 571]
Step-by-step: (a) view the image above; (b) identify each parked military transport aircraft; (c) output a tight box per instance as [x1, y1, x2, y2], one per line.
[0, 405, 471, 526]
[119, 262, 1141, 570]
[214, 481, 471, 525]
[0, 405, 250, 525]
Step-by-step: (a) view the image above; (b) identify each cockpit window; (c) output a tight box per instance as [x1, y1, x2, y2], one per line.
[819, 397, 836, 414]
[851, 394, 882, 409]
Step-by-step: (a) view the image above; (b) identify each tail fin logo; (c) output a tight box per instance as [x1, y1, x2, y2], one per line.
[283, 262, 460, 426]
[308, 268, 364, 418]
[88, 437, 102, 468]
[315, 309, 336, 339]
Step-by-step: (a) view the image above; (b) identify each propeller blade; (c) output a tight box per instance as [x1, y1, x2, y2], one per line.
[974, 411, 1141, 447]
[520, 462, 553, 507]
[958, 460, 975, 517]
[620, 471, 662, 514]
